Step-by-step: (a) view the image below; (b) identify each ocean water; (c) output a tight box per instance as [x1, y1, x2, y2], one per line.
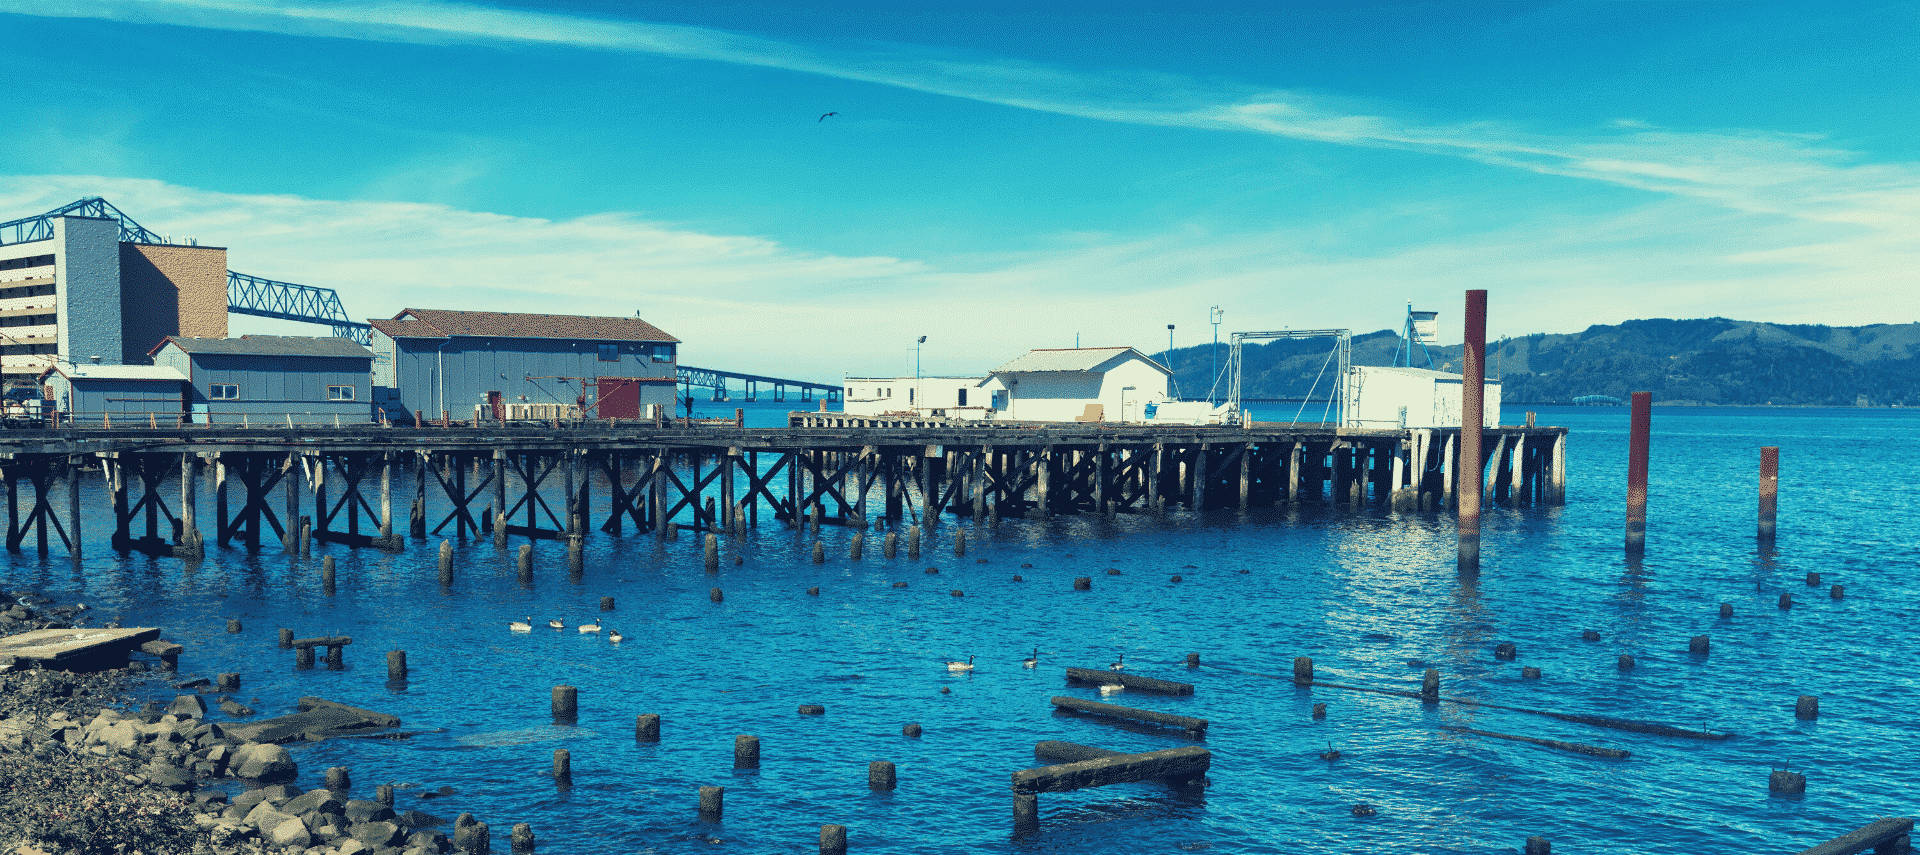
[6, 404, 1917, 854]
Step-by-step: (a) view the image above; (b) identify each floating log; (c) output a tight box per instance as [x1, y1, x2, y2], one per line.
[1203, 662, 1730, 740]
[1795, 817, 1913, 855]
[1065, 667, 1194, 696]
[1012, 746, 1210, 794]
[1033, 740, 1120, 764]
[1050, 696, 1207, 735]
[1440, 725, 1630, 759]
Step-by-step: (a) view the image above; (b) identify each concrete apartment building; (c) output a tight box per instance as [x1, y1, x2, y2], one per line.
[0, 213, 227, 383]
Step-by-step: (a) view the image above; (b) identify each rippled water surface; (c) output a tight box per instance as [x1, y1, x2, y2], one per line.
[7, 404, 1917, 853]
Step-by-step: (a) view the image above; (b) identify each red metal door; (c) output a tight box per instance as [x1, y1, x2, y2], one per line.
[487, 391, 504, 421]
[597, 377, 640, 419]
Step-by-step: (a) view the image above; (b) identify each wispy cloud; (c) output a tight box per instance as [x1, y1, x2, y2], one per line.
[6, 174, 1909, 380]
[13, 0, 1920, 234]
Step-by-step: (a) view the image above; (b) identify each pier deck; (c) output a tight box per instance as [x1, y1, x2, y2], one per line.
[0, 419, 1565, 558]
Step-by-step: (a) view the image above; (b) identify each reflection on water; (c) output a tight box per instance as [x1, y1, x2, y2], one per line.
[3, 405, 1918, 854]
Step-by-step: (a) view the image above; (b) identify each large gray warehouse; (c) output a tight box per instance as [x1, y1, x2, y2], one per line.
[369, 308, 680, 421]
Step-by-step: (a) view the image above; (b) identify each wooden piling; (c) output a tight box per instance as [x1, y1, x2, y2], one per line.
[868, 760, 896, 791]
[517, 543, 532, 577]
[698, 786, 724, 822]
[1065, 667, 1194, 695]
[1770, 768, 1807, 796]
[321, 555, 336, 594]
[1421, 668, 1439, 703]
[902, 723, 921, 738]
[600, 596, 615, 611]
[387, 650, 407, 682]
[552, 685, 577, 724]
[735, 735, 760, 769]
[1074, 577, 1092, 591]
[1524, 836, 1551, 855]
[908, 524, 921, 558]
[438, 540, 454, 584]
[1013, 793, 1039, 836]
[278, 628, 293, 648]
[227, 618, 242, 634]
[1012, 746, 1211, 794]
[705, 533, 721, 572]
[636, 713, 661, 741]
[1459, 288, 1487, 570]
[953, 528, 966, 556]
[811, 540, 825, 563]
[850, 531, 863, 559]
[511, 823, 535, 855]
[1625, 390, 1652, 553]
[325, 766, 351, 793]
[820, 824, 848, 855]
[1293, 657, 1313, 685]
[1796, 695, 1819, 720]
[375, 784, 393, 807]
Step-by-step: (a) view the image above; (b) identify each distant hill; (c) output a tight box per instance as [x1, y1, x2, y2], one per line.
[1156, 319, 1920, 406]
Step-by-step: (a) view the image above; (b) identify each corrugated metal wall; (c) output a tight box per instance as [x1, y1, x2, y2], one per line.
[386, 337, 676, 420]
[157, 347, 374, 425]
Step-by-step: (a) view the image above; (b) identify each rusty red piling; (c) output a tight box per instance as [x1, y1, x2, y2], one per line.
[1625, 391, 1652, 554]
[1458, 289, 1487, 571]
[1759, 446, 1779, 542]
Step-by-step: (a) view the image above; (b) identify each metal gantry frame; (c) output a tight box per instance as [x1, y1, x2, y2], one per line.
[1225, 328, 1350, 426]
[227, 271, 372, 345]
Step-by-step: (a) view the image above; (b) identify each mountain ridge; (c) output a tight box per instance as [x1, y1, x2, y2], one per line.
[1156, 318, 1920, 406]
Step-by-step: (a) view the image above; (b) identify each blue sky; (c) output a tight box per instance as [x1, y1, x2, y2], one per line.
[1, 0, 1915, 377]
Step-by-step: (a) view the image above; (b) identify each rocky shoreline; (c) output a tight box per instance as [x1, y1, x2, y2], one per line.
[0, 590, 499, 855]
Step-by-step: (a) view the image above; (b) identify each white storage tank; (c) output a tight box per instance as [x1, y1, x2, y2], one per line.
[1342, 365, 1501, 429]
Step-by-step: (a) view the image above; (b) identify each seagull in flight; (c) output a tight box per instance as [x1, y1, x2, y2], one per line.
[818, 111, 838, 122]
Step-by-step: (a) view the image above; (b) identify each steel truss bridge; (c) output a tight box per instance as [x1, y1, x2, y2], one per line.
[1, 198, 836, 398]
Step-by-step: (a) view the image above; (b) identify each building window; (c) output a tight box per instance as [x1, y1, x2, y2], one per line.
[958, 388, 967, 406]
[327, 385, 355, 401]
[598, 344, 620, 362]
[650, 344, 674, 363]
[210, 384, 239, 400]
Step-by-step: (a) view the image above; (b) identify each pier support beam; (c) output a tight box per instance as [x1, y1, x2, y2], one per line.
[1459, 288, 1487, 572]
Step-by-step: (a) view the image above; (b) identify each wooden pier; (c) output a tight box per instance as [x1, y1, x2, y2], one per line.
[0, 419, 1565, 558]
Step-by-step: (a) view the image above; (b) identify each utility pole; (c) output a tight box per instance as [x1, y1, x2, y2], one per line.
[1165, 324, 1177, 398]
[914, 335, 926, 411]
[1208, 306, 1224, 404]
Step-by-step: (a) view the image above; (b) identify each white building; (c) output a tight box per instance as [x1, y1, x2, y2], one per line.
[980, 347, 1171, 423]
[1341, 365, 1502, 429]
[842, 376, 990, 418]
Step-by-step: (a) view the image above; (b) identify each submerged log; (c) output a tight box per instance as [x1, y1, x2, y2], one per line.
[1011, 746, 1210, 794]
[1794, 817, 1913, 855]
[223, 697, 401, 744]
[1050, 696, 1207, 735]
[1440, 725, 1630, 759]
[1065, 667, 1194, 696]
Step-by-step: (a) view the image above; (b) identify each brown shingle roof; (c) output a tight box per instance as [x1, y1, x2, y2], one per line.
[369, 308, 680, 344]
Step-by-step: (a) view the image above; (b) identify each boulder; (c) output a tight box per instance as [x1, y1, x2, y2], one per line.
[268, 815, 313, 848]
[405, 830, 452, 853]
[351, 820, 404, 847]
[244, 802, 296, 832]
[283, 788, 346, 817]
[167, 694, 207, 718]
[345, 800, 397, 824]
[233, 742, 298, 783]
[220, 699, 257, 717]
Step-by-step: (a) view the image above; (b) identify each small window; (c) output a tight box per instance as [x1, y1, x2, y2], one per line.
[957, 388, 967, 406]
[598, 344, 620, 362]
[650, 344, 674, 363]
[210, 384, 239, 400]
[327, 385, 355, 401]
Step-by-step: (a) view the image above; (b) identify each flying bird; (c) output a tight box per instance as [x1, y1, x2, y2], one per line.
[818, 112, 838, 122]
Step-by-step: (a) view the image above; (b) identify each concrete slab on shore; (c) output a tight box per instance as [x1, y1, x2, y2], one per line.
[0, 627, 160, 671]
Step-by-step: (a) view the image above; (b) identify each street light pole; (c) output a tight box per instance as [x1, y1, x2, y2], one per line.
[915, 335, 926, 412]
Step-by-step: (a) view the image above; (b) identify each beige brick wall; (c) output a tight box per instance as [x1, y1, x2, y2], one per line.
[120, 243, 228, 362]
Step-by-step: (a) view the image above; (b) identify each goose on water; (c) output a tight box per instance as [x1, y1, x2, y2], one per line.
[1109, 653, 1126, 671]
[945, 655, 975, 672]
[508, 617, 533, 633]
[1098, 683, 1124, 696]
[1022, 648, 1038, 669]
[578, 621, 602, 634]
[607, 629, 625, 643]
[548, 618, 565, 630]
